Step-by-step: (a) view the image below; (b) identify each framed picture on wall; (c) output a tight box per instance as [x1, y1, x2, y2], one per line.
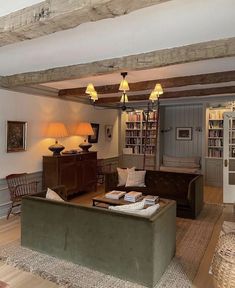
[176, 127, 192, 140]
[7, 121, 27, 152]
[105, 125, 113, 141]
[88, 123, 99, 143]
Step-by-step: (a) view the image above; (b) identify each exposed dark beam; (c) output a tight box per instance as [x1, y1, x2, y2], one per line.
[96, 86, 235, 103]
[58, 70, 235, 97]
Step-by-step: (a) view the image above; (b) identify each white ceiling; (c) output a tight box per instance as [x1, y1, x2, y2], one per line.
[0, 0, 234, 77]
[0, 0, 43, 17]
[42, 57, 235, 90]
[0, 0, 235, 104]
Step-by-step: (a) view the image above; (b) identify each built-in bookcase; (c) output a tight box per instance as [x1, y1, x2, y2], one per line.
[207, 108, 231, 158]
[125, 110, 157, 155]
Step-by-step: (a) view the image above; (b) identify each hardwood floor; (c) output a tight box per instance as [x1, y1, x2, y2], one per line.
[0, 185, 234, 288]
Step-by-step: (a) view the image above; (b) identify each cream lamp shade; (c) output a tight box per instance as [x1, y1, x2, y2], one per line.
[85, 83, 95, 95]
[75, 122, 94, 136]
[90, 90, 98, 102]
[119, 72, 130, 92]
[86, 84, 98, 102]
[75, 122, 94, 152]
[149, 91, 158, 102]
[149, 83, 164, 102]
[46, 122, 68, 156]
[119, 79, 130, 91]
[120, 93, 128, 103]
[154, 83, 163, 95]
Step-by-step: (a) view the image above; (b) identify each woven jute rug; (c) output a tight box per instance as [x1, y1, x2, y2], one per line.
[0, 204, 223, 288]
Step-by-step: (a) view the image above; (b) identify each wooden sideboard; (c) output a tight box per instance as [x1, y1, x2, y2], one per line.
[42, 152, 97, 199]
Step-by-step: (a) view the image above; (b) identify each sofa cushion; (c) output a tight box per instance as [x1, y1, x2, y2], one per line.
[126, 170, 146, 187]
[160, 166, 200, 174]
[163, 155, 200, 168]
[46, 188, 64, 202]
[145, 170, 195, 200]
[117, 167, 135, 186]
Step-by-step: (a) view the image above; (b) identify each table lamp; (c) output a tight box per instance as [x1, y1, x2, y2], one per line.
[75, 122, 94, 152]
[46, 122, 68, 156]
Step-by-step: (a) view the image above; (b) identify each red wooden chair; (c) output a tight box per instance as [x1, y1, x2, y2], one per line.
[6, 173, 39, 219]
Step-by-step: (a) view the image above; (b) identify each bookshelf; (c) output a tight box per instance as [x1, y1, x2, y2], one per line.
[205, 106, 231, 187]
[125, 110, 157, 155]
[207, 108, 230, 158]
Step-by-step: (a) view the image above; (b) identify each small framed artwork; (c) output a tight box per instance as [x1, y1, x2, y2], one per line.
[7, 121, 27, 152]
[176, 127, 192, 140]
[105, 125, 113, 141]
[88, 123, 99, 143]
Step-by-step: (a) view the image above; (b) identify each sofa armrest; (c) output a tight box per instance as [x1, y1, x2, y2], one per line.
[105, 172, 118, 192]
[187, 175, 204, 218]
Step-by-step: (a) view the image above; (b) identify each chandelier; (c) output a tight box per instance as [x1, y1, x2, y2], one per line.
[85, 72, 163, 106]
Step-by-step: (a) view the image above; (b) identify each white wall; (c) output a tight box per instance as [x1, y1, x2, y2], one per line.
[0, 89, 119, 178]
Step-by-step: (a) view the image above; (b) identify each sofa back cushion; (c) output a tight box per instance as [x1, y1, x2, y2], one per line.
[117, 167, 135, 186]
[126, 170, 146, 187]
[46, 188, 64, 202]
[163, 155, 200, 168]
[145, 170, 196, 200]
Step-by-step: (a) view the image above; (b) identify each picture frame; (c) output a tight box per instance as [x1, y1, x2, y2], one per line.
[88, 123, 99, 143]
[7, 121, 27, 152]
[176, 127, 192, 140]
[105, 125, 113, 141]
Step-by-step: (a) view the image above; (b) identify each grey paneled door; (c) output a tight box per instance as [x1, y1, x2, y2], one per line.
[223, 111, 235, 203]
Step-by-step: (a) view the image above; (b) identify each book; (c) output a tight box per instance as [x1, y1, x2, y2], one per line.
[144, 195, 159, 205]
[105, 190, 126, 200]
[124, 191, 143, 202]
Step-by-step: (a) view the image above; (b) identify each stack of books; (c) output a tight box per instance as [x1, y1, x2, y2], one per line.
[105, 190, 126, 200]
[124, 191, 143, 202]
[144, 195, 159, 206]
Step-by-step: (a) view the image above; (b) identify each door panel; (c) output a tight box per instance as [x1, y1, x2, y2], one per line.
[223, 112, 235, 203]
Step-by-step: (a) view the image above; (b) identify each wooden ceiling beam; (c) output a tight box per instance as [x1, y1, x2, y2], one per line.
[96, 86, 235, 103]
[2, 37, 235, 88]
[58, 70, 235, 97]
[0, 0, 170, 47]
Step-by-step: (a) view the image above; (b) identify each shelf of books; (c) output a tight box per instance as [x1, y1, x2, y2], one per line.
[207, 107, 231, 158]
[125, 110, 157, 155]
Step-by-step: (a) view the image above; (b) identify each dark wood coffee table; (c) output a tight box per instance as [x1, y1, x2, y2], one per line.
[92, 194, 135, 207]
[92, 194, 168, 209]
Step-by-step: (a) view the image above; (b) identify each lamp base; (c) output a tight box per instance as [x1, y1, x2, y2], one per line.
[79, 142, 92, 152]
[49, 143, 65, 156]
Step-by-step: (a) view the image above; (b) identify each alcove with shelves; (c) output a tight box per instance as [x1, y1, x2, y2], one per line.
[205, 105, 232, 186]
[207, 107, 231, 158]
[125, 110, 157, 155]
[120, 109, 159, 170]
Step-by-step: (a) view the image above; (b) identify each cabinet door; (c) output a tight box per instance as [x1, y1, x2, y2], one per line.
[223, 111, 235, 203]
[76, 153, 97, 192]
[42, 157, 59, 189]
[59, 156, 77, 193]
[82, 159, 97, 190]
[205, 158, 223, 187]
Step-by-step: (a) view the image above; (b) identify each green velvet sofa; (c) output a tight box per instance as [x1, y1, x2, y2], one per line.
[21, 195, 176, 287]
[105, 170, 203, 219]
